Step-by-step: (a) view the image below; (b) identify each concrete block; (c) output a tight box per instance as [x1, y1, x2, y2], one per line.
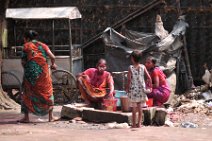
[143, 107, 156, 126]
[143, 107, 167, 126]
[61, 103, 167, 126]
[153, 108, 167, 126]
[61, 104, 94, 119]
[82, 109, 132, 123]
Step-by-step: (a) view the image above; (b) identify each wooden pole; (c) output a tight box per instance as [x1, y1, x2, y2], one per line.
[176, 0, 194, 88]
[183, 35, 194, 88]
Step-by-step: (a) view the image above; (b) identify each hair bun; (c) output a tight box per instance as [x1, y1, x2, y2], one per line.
[30, 30, 38, 37]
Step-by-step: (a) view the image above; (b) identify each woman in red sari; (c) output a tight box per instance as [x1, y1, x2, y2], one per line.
[77, 59, 114, 106]
[19, 30, 58, 123]
[145, 57, 171, 106]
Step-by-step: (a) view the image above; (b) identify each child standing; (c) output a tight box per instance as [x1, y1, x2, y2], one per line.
[126, 51, 152, 128]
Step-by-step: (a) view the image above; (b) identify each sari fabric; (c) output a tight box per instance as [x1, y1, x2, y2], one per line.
[147, 67, 170, 106]
[78, 68, 114, 102]
[21, 40, 53, 116]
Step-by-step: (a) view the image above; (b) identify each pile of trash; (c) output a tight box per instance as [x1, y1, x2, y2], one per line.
[170, 85, 212, 115]
[176, 99, 211, 115]
[164, 85, 212, 128]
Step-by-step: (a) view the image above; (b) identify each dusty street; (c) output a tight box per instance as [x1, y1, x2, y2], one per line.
[0, 106, 212, 141]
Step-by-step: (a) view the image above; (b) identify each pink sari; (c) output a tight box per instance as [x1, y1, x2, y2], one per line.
[147, 67, 170, 106]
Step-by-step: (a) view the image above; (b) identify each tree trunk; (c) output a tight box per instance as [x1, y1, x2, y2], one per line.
[0, 0, 20, 110]
[0, 48, 20, 109]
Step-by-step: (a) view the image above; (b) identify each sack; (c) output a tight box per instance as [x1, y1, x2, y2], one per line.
[202, 69, 211, 84]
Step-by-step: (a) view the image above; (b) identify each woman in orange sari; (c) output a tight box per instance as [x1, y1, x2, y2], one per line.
[19, 30, 58, 123]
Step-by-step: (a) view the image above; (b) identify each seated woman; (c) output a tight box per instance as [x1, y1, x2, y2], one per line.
[77, 59, 114, 107]
[145, 57, 170, 106]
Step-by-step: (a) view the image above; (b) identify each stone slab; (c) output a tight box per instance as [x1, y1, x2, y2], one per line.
[61, 103, 94, 119]
[61, 103, 167, 125]
[82, 109, 131, 123]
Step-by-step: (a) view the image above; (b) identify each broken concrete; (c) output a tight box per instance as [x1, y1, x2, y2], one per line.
[61, 103, 168, 126]
[61, 103, 93, 119]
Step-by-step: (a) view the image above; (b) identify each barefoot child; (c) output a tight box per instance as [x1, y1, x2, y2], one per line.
[126, 51, 152, 128]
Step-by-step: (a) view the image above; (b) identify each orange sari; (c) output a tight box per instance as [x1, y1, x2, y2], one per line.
[78, 68, 114, 102]
[21, 40, 53, 116]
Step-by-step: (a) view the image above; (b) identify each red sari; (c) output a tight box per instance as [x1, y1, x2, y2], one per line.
[21, 40, 53, 116]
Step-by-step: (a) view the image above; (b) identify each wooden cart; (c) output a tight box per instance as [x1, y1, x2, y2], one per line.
[2, 7, 83, 104]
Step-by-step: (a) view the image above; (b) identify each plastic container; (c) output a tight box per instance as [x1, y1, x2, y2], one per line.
[115, 90, 127, 107]
[146, 98, 153, 107]
[120, 96, 131, 112]
[102, 98, 118, 111]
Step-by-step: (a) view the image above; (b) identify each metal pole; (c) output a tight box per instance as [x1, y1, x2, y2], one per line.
[80, 18, 82, 44]
[68, 19, 73, 73]
[14, 21, 17, 47]
[52, 20, 55, 54]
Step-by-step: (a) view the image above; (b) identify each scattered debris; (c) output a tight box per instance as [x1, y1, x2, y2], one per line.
[181, 122, 198, 128]
[165, 120, 174, 127]
[106, 122, 130, 129]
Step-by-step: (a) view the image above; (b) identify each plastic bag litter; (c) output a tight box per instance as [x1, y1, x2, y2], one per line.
[106, 122, 130, 129]
[202, 69, 211, 84]
[165, 120, 174, 127]
[205, 101, 212, 107]
[181, 122, 198, 128]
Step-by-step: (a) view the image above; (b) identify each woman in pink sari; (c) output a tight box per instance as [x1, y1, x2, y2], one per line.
[145, 57, 170, 106]
[77, 59, 114, 106]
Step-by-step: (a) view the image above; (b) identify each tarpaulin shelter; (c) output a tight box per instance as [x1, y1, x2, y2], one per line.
[83, 15, 192, 94]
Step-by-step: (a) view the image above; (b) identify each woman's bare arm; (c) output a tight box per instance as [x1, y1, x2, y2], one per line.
[46, 49, 57, 69]
[152, 71, 159, 88]
[144, 67, 152, 88]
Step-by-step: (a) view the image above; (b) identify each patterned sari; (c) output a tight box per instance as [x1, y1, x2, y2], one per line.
[21, 40, 54, 116]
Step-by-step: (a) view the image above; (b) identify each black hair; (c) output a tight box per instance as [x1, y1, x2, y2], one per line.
[96, 58, 107, 66]
[147, 56, 157, 65]
[130, 50, 142, 63]
[24, 30, 38, 41]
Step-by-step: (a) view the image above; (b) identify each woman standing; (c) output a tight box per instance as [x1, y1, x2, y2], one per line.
[19, 30, 58, 123]
[145, 56, 170, 106]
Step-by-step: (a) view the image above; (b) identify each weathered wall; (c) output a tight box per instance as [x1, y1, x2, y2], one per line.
[8, 0, 156, 43]
[165, 0, 212, 82]
[7, 0, 212, 82]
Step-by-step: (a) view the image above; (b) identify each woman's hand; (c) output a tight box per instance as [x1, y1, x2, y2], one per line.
[144, 87, 152, 94]
[108, 93, 114, 99]
[51, 64, 57, 70]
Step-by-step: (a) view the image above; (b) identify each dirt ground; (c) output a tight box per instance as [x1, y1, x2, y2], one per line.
[0, 106, 212, 141]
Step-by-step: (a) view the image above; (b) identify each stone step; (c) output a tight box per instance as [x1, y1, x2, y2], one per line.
[61, 103, 167, 125]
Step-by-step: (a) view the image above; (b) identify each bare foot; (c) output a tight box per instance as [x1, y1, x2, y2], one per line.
[137, 124, 142, 128]
[131, 125, 137, 128]
[49, 117, 60, 122]
[17, 118, 30, 123]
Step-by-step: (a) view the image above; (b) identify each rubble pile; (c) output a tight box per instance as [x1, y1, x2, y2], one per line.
[176, 100, 211, 115]
[170, 85, 212, 115]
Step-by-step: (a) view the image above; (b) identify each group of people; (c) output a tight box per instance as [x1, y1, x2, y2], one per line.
[78, 51, 170, 128]
[19, 30, 170, 128]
